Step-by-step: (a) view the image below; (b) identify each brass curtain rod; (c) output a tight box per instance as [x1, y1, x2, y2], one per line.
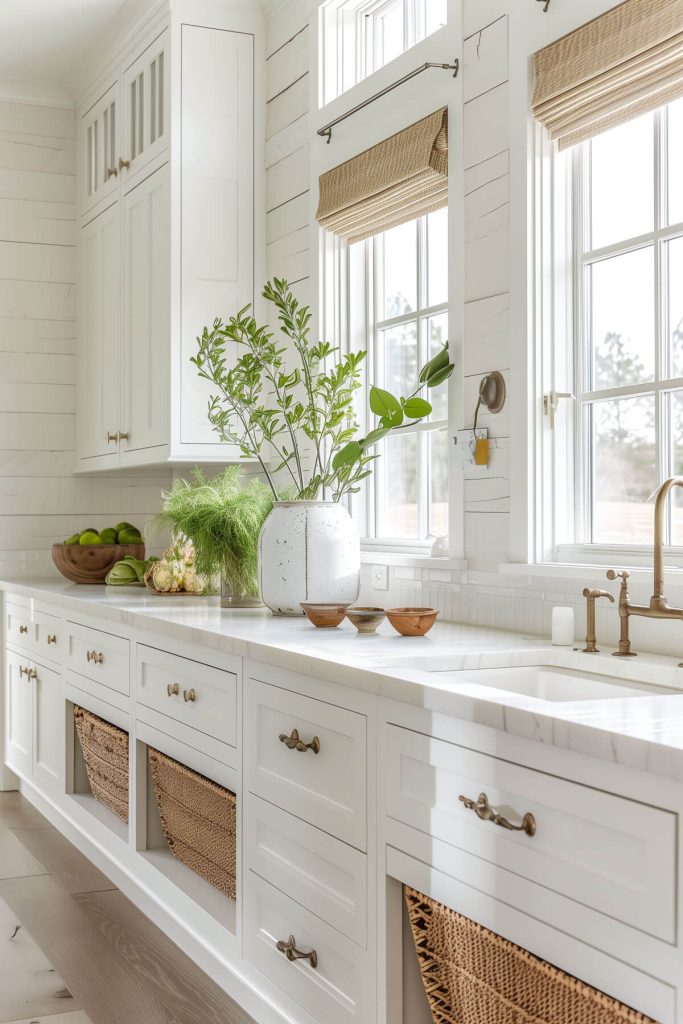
[317, 58, 459, 143]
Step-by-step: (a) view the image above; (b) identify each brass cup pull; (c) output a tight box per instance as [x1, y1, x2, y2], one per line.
[106, 166, 118, 178]
[167, 683, 179, 697]
[19, 625, 28, 634]
[459, 792, 536, 837]
[47, 634, 57, 645]
[86, 650, 104, 664]
[279, 728, 320, 755]
[119, 157, 130, 170]
[183, 688, 196, 703]
[276, 935, 318, 969]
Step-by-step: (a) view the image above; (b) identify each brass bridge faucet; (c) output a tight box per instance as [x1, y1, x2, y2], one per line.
[608, 477, 683, 658]
[582, 588, 614, 652]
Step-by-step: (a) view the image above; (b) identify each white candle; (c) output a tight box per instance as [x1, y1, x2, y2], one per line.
[551, 606, 575, 646]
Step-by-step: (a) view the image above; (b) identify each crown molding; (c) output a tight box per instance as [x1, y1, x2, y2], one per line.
[0, 76, 73, 109]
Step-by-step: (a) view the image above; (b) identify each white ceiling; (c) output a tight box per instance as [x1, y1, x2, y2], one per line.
[0, 0, 129, 85]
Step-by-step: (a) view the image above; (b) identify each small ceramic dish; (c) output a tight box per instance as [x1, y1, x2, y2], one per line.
[300, 602, 350, 628]
[386, 607, 439, 637]
[345, 606, 386, 634]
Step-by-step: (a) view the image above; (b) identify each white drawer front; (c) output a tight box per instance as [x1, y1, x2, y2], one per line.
[34, 608, 61, 663]
[246, 795, 367, 947]
[245, 871, 373, 1024]
[136, 645, 237, 748]
[6, 602, 34, 653]
[384, 724, 676, 943]
[64, 621, 130, 695]
[247, 679, 366, 850]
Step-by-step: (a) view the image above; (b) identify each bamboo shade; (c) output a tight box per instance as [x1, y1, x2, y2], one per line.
[533, 0, 683, 149]
[316, 107, 447, 243]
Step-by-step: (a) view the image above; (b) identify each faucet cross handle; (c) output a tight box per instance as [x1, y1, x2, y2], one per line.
[607, 569, 629, 583]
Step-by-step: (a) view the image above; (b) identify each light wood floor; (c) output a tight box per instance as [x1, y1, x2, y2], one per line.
[0, 792, 256, 1024]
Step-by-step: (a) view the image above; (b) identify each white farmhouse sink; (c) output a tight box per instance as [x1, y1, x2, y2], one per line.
[427, 664, 676, 702]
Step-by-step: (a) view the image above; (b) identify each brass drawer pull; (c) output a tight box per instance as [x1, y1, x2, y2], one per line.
[459, 792, 536, 837]
[86, 650, 104, 664]
[276, 934, 318, 969]
[119, 157, 130, 171]
[183, 688, 196, 703]
[47, 634, 57, 645]
[167, 683, 179, 697]
[106, 166, 118, 179]
[19, 666, 37, 680]
[106, 431, 118, 443]
[19, 625, 28, 634]
[279, 728, 320, 755]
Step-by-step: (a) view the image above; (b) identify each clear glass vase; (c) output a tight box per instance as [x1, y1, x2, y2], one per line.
[220, 576, 263, 609]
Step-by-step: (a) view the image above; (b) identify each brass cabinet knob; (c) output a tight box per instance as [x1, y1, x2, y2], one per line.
[279, 728, 320, 754]
[86, 650, 104, 664]
[19, 624, 28, 634]
[106, 432, 118, 443]
[106, 166, 118, 178]
[167, 682, 179, 697]
[183, 688, 196, 703]
[118, 157, 130, 170]
[117, 431, 129, 442]
[47, 634, 57, 645]
[276, 935, 318, 969]
[459, 792, 536, 837]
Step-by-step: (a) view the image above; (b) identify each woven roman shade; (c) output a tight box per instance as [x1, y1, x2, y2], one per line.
[316, 107, 447, 244]
[533, 0, 683, 149]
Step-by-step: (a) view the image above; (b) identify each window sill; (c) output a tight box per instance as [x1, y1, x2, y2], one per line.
[361, 550, 468, 571]
[500, 562, 683, 583]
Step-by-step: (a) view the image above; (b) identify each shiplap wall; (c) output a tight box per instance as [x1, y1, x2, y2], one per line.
[0, 99, 171, 576]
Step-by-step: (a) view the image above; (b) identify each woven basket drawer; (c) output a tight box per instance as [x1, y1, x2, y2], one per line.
[73, 705, 129, 823]
[148, 747, 236, 899]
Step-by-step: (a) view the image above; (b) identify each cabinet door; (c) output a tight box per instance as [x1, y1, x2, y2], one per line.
[5, 650, 32, 777]
[77, 204, 121, 462]
[120, 163, 170, 457]
[121, 29, 169, 187]
[33, 662, 63, 792]
[79, 82, 120, 215]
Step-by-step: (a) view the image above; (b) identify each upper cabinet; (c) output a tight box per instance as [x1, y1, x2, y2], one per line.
[75, 5, 264, 470]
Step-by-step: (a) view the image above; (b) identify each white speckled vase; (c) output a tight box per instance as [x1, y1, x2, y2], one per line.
[258, 501, 360, 616]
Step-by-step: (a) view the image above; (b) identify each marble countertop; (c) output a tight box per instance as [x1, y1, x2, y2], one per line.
[5, 577, 683, 779]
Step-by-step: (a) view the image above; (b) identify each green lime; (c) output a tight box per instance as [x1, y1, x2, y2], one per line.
[118, 529, 142, 545]
[79, 531, 102, 545]
[115, 521, 134, 534]
[64, 534, 80, 545]
[100, 528, 118, 544]
[82, 527, 99, 536]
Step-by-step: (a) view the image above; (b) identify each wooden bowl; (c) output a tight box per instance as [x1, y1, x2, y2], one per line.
[345, 607, 386, 634]
[385, 607, 438, 637]
[52, 543, 145, 585]
[300, 602, 350, 628]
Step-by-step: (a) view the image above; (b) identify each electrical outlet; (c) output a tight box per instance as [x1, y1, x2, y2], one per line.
[371, 564, 389, 590]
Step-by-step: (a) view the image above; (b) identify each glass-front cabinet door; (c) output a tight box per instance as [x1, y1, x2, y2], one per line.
[79, 81, 120, 214]
[121, 29, 169, 187]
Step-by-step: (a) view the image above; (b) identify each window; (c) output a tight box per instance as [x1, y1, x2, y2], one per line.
[564, 97, 683, 551]
[319, 0, 447, 105]
[349, 207, 448, 544]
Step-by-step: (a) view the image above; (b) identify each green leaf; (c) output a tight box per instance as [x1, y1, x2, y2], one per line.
[361, 427, 390, 449]
[369, 387, 403, 426]
[418, 344, 449, 383]
[332, 441, 362, 470]
[402, 397, 432, 419]
[427, 364, 455, 388]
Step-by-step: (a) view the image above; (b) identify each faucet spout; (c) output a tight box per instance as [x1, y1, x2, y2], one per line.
[653, 477, 683, 599]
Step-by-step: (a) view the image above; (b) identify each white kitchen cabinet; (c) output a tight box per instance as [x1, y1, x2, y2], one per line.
[75, 7, 263, 469]
[5, 649, 32, 778]
[33, 661, 63, 792]
[77, 202, 121, 463]
[120, 164, 170, 461]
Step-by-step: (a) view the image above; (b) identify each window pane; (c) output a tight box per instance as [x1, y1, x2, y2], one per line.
[381, 220, 417, 318]
[380, 321, 417, 399]
[374, 0, 404, 70]
[591, 395, 656, 544]
[668, 96, 683, 227]
[590, 247, 654, 390]
[427, 207, 448, 306]
[426, 312, 448, 420]
[670, 391, 683, 544]
[590, 113, 654, 250]
[668, 237, 683, 378]
[377, 432, 418, 537]
[426, 0, 447, 35]
[429, 429, 448, 537]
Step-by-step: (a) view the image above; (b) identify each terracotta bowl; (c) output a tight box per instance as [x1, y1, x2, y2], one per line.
[300, 602, 350, 628]
[345, 607, 386, 635]
[386, 607, 439, 637]
[52, 543, 145, 585]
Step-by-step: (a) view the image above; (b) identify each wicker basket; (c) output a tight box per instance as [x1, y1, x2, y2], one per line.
[404, 886, 657, 1024]
[148, 747, 237, 899]
[73, 706, 129, 823]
